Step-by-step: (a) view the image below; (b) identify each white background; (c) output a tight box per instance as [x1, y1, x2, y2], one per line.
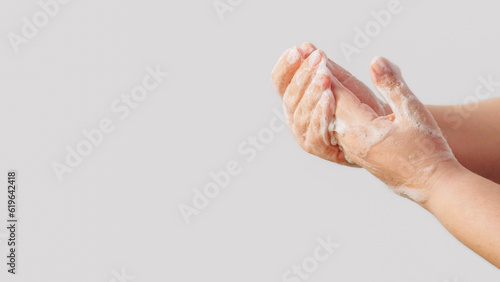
[0, 0, 499, 281]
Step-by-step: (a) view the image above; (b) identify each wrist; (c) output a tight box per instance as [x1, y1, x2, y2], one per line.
[418, 159, 470, 212]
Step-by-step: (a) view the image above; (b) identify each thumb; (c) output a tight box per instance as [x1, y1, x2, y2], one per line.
[370, 57, 433, 126]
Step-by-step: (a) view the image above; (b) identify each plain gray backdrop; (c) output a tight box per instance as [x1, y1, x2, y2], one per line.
[0, 0, 499, 281]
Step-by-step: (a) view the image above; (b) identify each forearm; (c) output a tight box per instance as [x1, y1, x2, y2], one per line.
[426, 99, 500, 183]
[421, 161, 500, 268]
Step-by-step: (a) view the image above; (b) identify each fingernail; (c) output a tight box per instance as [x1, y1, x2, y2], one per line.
[300, 42, 316, 57]
[312, 65, 331, 88]
[308, 50, 322, 67]
[371, 56, 398, 77]
[300, 42, 314, 49]
[371, 56, 389, 76]
[316, 59, 330, 76]
[287, 47, 301, 64]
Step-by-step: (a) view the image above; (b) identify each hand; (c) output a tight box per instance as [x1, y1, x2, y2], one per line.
[273, 42, 390, 113]
[271, 43, 352, 165]
[271, 42, 391, 166]
[271, 43, 457, 202]
[331, 56, 457, 202]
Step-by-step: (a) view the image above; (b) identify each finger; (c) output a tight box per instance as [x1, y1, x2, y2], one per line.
[304, 88, 357, 166]
[330, 75, 378, 135]
[329, 74, 380, 160]
[370, 57, 434, 126]
[283, 50, 325, 122]
[300, 42, 317, 59]
[292, 59, 333, 140]
[327, 59, 388, 115]
[305, 87, 335, 147]
[271, 46, 305, 96]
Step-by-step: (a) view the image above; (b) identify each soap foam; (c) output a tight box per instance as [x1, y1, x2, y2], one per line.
[378, 81, 444, 141]
[287, 48, 300, 64]
[387, 164, 435, 203]
[362, 121, 392, 149]
[316, 58, 330, 76]
[330, 118, 348, 137]
[308, 51, 321, 67]
[390, 185, 428, 203]
[319, 88, 336, 146]
[319, 91, 330, 146]
[344, 154, 355, 164]
[387, 155, 453, 203]
[295, 71, 308, 87]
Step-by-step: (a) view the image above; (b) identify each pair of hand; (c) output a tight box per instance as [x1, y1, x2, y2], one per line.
[271, 43, 456, 202]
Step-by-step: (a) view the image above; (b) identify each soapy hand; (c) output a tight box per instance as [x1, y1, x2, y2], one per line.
[271, 43, 353, 165]
[334, 56, 457, 201]
[271, 43, 457, 202]
[271, 42, 391, 166]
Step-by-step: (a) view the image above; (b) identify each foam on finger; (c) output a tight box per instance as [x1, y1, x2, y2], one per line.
[287, 47, 301, 64]
[271, 46, 304, 96]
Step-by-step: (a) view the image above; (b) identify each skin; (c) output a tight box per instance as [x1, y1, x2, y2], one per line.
[271, 42, 500, 268]
[427, 102, 500, 184]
